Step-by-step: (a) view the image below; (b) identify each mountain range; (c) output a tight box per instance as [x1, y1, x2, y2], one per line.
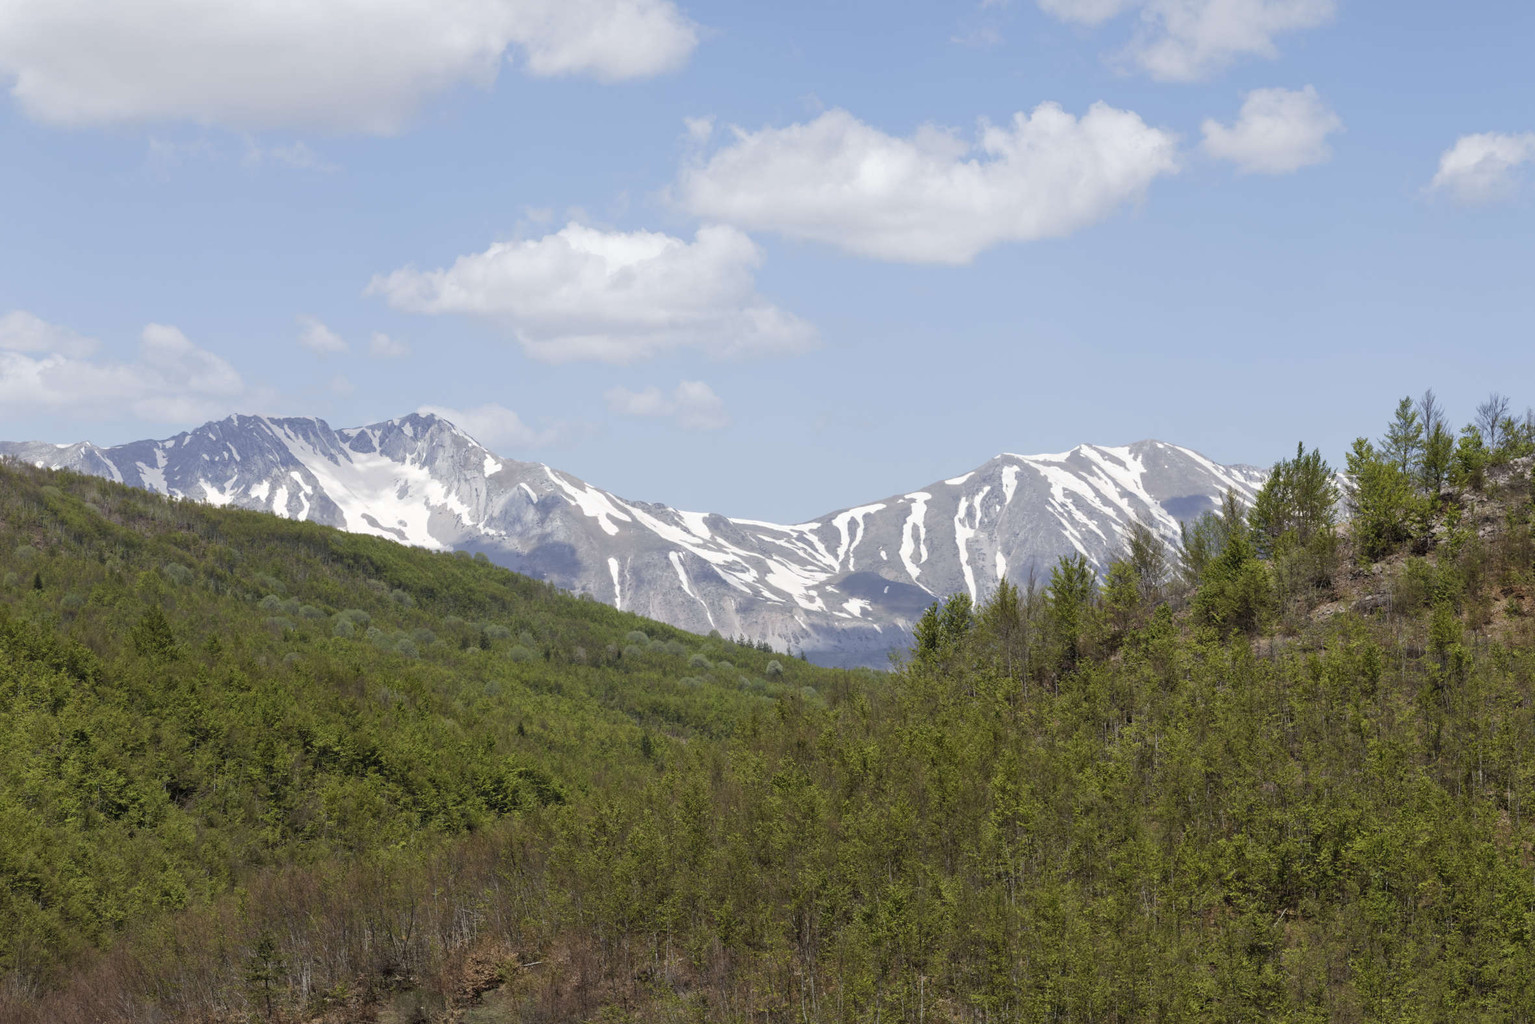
[1, 413, 1266, 665]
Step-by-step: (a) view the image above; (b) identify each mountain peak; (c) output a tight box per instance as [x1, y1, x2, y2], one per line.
[2, 416, 1265, 666]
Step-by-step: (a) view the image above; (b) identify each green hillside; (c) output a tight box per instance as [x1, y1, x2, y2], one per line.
[0, 459, 848, 1017]
[4, 397, 1535, 1023]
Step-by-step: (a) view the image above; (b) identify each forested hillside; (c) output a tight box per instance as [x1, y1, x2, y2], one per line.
[4, 393, 1535, 1023]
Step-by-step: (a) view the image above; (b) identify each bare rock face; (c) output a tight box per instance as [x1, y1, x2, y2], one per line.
[3, 414, 1264, 666]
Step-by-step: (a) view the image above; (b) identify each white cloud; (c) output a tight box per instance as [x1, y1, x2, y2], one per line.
[1201, 85, 1342, 174]
[1039, 0, 1334, 81]
[0, 0, 698, 134]
[418, 402, 573, 450]
[0, 309, 98, 357]
[1038, 0, 1133, 24]
[297, 315, 349, 355]
[606, 380, 729, 430]
[368, 222, 816, 363]
[1429, 132, 1535, 205]
[369, 332, 412, 359]
[0, 313, 254, 423]
[676, 104, 1179, 264]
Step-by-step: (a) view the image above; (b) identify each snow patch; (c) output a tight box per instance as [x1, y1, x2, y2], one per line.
[954, 496, 979, 600]
[1002, 464, 1021, 505]
[899, 492, 931, 580]
[544, 468, 630, 537]
[669, 551, 716, 629]
[608, 557, 623, 610]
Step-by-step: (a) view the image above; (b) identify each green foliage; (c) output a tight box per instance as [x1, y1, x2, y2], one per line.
[1191, 512, 1273, 635]
[128, 605, 180, 660]
[1249, 442, 1339, 557]
[1453, 426, 1489, 491]
[0, 459, 832, 1004]
[1347, 437, 1427, 561]
[6, 420, 1535, 1024]
[912, 592, 975, 675]
[1178, 490, 1245, 587]
[1383, 395, 1423, 474]
[1047, 552, 1096, 674]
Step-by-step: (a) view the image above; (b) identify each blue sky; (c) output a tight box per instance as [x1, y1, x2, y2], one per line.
[1, 0, 1532, 522]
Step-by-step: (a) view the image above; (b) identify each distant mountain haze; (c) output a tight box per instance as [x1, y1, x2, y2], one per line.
[1, 414, 1264, 665]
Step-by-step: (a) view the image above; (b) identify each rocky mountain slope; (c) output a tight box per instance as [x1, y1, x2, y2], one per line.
[2, 413, 1265, 664]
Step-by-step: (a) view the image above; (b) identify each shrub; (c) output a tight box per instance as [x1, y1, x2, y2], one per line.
[689, 654, 712, 670]
[508, 645, 537, 663]
[410, 627, 436, 647]
[396, 638, 419, 658]
[259, 594, 285, 612]
[333, 618, 356, 639]
[162, 562, 194, 585]
[298, 604, 327, 620]
[625, 630, 650, 646]
[764, 660, 784, 680]
[390, 589, 415, 608]
[622, 644, 644, 660]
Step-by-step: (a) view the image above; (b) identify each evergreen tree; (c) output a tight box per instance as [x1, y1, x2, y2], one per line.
[1047, 553, 1097, 679]
[129, 605, 180, 661]
[1248, 442, 1339, 557]
[1382, 396, 1423, 476]
[1346, 437, 1424, 560]
[1189, 496, 1272, 634]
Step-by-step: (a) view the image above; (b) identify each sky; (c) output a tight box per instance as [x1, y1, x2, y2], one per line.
[1, 0, 1533, 523]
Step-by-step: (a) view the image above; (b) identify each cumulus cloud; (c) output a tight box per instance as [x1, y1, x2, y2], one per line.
[369, 333, 412, 359]
[297, 315, 349, 355]
[676, 104, 1179, 264]
[1039, 0, 1334, 81]
[0, 312, 254, 422]
[368, 222, 816, 363]
[418, 402, 574, 450]
[0, 0, 698, 134]
[1429, 132, 1535, 205]
[605, 380, 729, 430]
[1201, 85, 1342, 174]
[0, 309, 98, 357]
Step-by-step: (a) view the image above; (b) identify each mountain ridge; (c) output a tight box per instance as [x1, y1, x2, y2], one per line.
[1, 413, 1267, 664]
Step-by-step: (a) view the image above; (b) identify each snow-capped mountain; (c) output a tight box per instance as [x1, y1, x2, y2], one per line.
[2, 413, 1265, 665]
